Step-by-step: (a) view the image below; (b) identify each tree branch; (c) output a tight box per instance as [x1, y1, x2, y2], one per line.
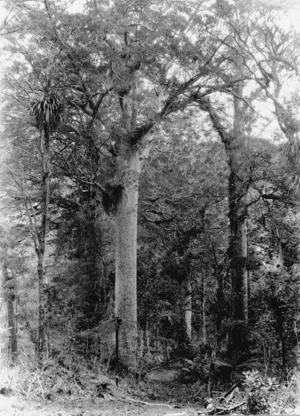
[261, 193, 300, 207]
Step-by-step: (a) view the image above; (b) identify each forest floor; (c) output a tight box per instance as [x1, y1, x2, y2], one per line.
[0, 380, 204, 416]
[1, 367, 299, 415]
[1, 381, 299, 416]
[0, 395, 201, 416]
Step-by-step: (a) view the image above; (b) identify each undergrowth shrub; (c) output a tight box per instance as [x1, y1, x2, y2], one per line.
[243, 370, 278, 414]
[0, 357, 114, 401]
[243, 369, 298, 414]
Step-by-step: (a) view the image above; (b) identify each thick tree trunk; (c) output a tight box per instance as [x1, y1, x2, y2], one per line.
[115, 184, 138, 367]
[114, 140, 147, 369]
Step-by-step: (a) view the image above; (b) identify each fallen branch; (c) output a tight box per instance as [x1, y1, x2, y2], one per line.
[120, 395, 173, 408]
[200, 400, 247, 415]
[223, 400, 246, 412]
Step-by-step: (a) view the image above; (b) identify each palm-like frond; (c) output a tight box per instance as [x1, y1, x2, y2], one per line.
[30, 94, 63, 133]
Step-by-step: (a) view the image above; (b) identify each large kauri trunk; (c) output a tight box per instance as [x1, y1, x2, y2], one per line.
[115, 147, 141, 369]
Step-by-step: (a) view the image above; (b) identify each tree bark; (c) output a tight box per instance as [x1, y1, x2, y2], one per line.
[37, 125, 50, 364]
[228, 203, 248, 364]
[37, 252, 46, 362]
[0, 262, 8, 362]
[201, 273, 207, 344]
[184, 278, 192, 342]
[216, 268, 224, 346]
[4, 267, 18, 364]
[115, 175, 138, 368]
[94, 215, 107, 313]
[7, 288, 17, 363]
[226, 84, 250, 365]
[114, 136, 152, 369]
[197, 82, 250, 365]
[0, 262, 17, 364]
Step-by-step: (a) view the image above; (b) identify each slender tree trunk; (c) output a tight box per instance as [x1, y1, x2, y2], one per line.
[37, 126, 50, 364]
[0, 262, 17, 364]
[0, 264, 18, 364]
[277, 239, 284, 268]
[230, 219, 248, 326]
[198, 84, 250, 365]
[144, 322, 150, 351]
[4, 267, 18, 364]
[7, 291, 17, 363]
[243, 222, 249, 325]
[201, 273, 207, 344]
[184, 278, 192, 342]
[94, 216, 107, 313]
[215, 268, 224, 346]
[227, 84, 250, 365]
[229, 206, 248, 364]
[247, 221, 251, 315]
[199, 91, 251, 363]
[37, 252, 46, 361]
[0, 262, 8, 363]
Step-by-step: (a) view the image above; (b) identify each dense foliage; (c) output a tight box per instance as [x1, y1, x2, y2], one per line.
[0, 0, 300, 412]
